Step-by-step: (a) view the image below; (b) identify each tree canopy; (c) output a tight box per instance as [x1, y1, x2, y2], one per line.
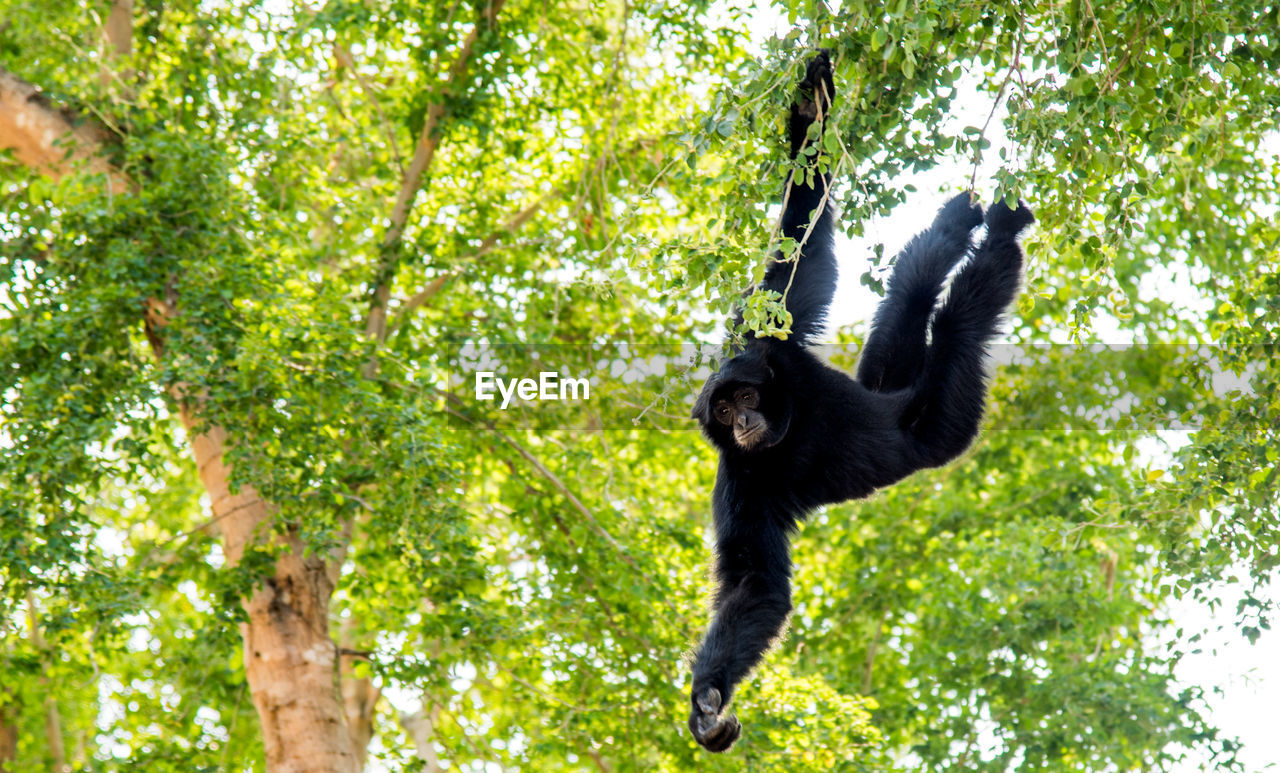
[0, 0, 1277, 770]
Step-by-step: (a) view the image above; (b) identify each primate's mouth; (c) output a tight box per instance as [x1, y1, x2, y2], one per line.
[734, 425, 767, 449]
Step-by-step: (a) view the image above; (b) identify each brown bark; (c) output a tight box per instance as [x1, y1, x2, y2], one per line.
[338, 620, 381, 769]
[399, 705, 443, 773]
[0, 693, 16, 772]
[0, 66, 357, 773]
[0, 69, 128, 191]
[100, 0, 134, 88]
[185, 423, 358, 773]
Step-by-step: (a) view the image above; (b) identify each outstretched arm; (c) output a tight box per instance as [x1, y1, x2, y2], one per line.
[758, 51, 838, 344]
[857, 193, 984, 392]
[688, 484, 794, 752]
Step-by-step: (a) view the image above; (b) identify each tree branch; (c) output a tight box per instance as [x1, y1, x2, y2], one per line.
[968, 21, 1023, 192]
[100, 0, 134, 90]
[399, 705, 444, 773]
[393, 194, 546, 320]
[398, 273, 456, 316]
[0, 66, 131, 191]
[441, 403, 623, 551]
[364, 0, 508, 346]
[0, 689, 18, 770]
[390, 131, 661, 322]
[24, 592, 67, 772]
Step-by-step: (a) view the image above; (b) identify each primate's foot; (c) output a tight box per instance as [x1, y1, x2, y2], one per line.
[689, 687, 742, 752]
[985, 198, 1035, 236]
[936, 192, 985, 234]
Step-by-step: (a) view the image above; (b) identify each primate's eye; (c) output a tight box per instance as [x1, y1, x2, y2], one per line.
[737, 388, 759, 409]
[714, 403, 734, 425]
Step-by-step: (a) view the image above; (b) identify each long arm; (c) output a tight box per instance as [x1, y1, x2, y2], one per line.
[756, 51, 837, 344]
[688, 481, 794, 752]
[856, 193, 984, 391]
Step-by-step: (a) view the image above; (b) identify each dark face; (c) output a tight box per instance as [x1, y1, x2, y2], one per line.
[711, 385, 770, 450]
[693, 345, 792, 453]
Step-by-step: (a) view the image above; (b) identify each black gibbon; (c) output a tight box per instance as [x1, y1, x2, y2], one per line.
[687, 50, 1034, 752]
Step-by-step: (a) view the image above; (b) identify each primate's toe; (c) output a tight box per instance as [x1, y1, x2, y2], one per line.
[689, 687, 743, 752]
[986, 198, 1035, 235]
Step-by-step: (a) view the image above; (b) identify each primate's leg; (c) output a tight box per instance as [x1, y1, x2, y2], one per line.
[908, 199, 1034, 464]
[689, 509, 793, 752]
[857, 193, 984, 392]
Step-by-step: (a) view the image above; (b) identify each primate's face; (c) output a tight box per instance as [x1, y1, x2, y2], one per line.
[692, 347, 790, 453]
[712, 385, 769, 450]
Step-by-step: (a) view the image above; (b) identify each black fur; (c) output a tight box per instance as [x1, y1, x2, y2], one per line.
[687, 51, 1034, 752]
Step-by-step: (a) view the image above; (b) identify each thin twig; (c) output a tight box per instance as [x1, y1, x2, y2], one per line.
[861, 610, 888, 694]
[146, 496, 267, 556]
[363, 0, 509, 348]
[440, 404, 622, 551]
[1079, 0, 1111, 77]
[391, 194, 546, 322]
[1098, 15, 1148, 94]
[968, 21, 1023, 192]
[391, 133, 655, 325]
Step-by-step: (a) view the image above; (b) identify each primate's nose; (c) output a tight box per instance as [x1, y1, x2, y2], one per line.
[735, 415, 747, 430]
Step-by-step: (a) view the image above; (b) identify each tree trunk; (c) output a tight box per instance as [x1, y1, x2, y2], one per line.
[100, 0, 134, 88]
[184, 424, 358, 773]
[339, 620, 381, 770]
[0, 66, 357, 773]
[0, 690, 19, 772]
[399, 705, 444, 773]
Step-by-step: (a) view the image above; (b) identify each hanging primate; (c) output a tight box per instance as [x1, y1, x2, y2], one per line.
[687, 51, 1034, 752]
